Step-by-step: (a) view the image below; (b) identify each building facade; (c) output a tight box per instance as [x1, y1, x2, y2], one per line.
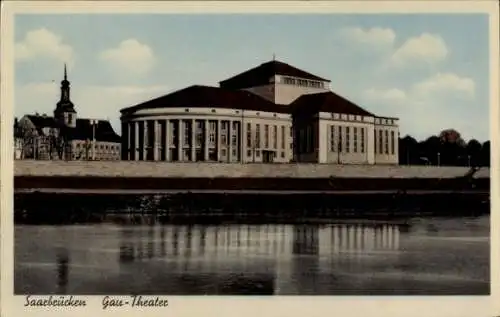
[120, 60, 399, 164]
[15, 65, 121, 161]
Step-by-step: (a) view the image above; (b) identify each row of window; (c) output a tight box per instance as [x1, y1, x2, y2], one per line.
[246, 123, 292, 151]
[74, 142, 120, 151]
[281, 76, 325, 88]
[375, 129, 396, 155]
[375, 118, 396, 125]
[328, 126, 366, 154]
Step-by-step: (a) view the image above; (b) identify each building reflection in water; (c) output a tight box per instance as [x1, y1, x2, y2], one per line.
[115, 222, 402, 294]
[117, 223, 401, 263]
[56, 247, 69, 294]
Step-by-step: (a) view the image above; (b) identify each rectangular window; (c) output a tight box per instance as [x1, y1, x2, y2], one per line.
[353, 127, 358, 153]
[195, 121, 203, 146]
[391, 131, 395, 155]
[361, 128, 365, 153]
[221, 121, 228, 145]
[247, 149, 252, 157]
[379, 130, 383, 154]
[246, 123, 252, 148]
[385, 130, 389, 154]
[346, 127, 350, 153]
[256, 124, 261, 148]
[265, 124, 269, 148]
[183, 121, 190, 146]
[209, 121, 216, 144]
[232, 134, 237, 147]
[374, 129, 377, 154]
[338, 126, 342, 152]
[273, 125, 278, 149]
[281, 126, 285, 149]
[330, 125, 335, 152]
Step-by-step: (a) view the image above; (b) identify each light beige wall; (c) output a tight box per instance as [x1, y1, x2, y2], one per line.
[319, 117, 374, 164]
[373, 118, 399, 165]
[71, 140, 121, 161]
[274, 83, 328, 105]
[240, 75, 329, 106]
[15, 160, 490, 179]
[242, 116, 293, 163]
[243, 85, 276, 103]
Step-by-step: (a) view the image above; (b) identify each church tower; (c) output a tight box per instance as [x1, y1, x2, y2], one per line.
[54, 64, 77, 128]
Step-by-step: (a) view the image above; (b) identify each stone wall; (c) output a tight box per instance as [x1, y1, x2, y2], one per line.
[14, 160, 490, 179]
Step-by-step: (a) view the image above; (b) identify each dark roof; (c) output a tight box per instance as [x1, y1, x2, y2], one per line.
[25, 115, 120, 143]
[121, 85, 290, 114]
[68, 119, 121, 143]
[219, 60, 331, 90]
[56, 101, 76, 113]
[25, 115, 57, 134]
[290, 92, 374, 117]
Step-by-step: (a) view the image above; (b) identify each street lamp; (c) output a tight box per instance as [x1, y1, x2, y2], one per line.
[90, 119, 98, 160]
[437, 152, 441, 167]
[468, 155, 471, 167]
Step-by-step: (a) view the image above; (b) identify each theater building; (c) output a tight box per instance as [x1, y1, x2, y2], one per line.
[120, 60, 399, 164]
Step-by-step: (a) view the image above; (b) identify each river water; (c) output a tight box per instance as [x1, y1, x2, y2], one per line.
[15, 215, 489, 295]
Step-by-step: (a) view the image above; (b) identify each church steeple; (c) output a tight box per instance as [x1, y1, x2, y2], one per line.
[54, 63, 77, 128]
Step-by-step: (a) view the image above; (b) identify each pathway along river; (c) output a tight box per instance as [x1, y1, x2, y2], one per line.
[15, 214, 489, 295]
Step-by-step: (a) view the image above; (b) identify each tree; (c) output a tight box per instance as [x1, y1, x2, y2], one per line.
[466, 139, 482, 167]
[14, 120, 37, 159]
[398, 135, 418, 165]
[480, 141, 490, 167]
[420, 135, 442, 165]
[439, 129, 466, 146]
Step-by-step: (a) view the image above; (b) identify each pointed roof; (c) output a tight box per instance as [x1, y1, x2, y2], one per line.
[120, 85, 290, 114]
[219, 60, 330, 90]
[290, 91, 374, 117]
[24, 115, 120, 142]
[56, 63, 75, 112]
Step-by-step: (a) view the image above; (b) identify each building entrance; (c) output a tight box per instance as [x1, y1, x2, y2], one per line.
[262, 150, 275, 163]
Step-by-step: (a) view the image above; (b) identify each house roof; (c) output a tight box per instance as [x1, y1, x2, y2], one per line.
[120, 85, 290, 114]
[24, 115, 121, 143]
[69, 119, 121, 143]
[219, 60, 331, 89]
[290, 91, 375, 117]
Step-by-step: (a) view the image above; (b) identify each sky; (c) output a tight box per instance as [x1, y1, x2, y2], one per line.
[14, 14, 490, 142]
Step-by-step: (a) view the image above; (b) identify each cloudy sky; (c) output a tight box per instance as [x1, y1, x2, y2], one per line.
[14, 14, 489, 142]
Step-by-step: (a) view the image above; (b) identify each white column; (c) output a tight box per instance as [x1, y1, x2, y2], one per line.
[153, 120, 159, 161]
[143, 120, 148, 160]
[127, 122, 132, 160]
[191, 119, 196, 162]
[178, 120, 183, 161]
[134, 121, 139, 161]
[204, 120, 209, 161]
[228, 121, 233, 162]
[165, 119, 170, 162]
[217, 120, 222, 162]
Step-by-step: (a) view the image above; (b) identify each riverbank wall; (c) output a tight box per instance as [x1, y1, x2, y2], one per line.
[14, 160, 491, 179]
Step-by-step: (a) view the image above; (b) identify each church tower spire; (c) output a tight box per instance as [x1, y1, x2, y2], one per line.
[54, 63, 77, 128]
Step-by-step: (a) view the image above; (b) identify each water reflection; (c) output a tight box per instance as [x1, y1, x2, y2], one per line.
[116, 224, 402, 264]
[15, 218, 489, 295]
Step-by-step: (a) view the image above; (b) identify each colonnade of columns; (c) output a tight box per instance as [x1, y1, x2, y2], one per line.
[122, 118, 241, 162]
